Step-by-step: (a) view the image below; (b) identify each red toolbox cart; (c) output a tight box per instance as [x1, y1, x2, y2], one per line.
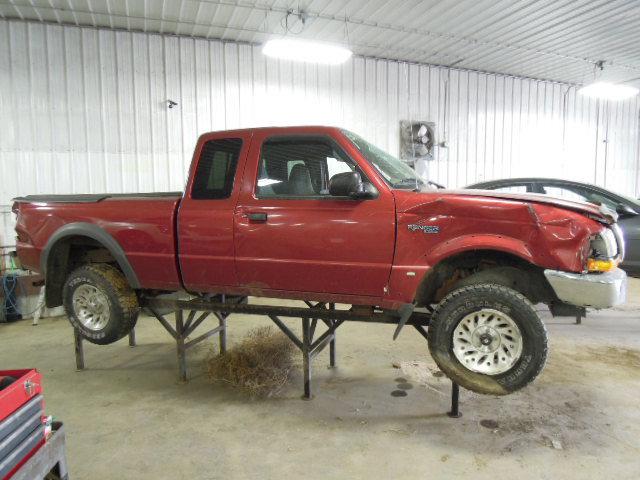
[0, 370, 45, 480]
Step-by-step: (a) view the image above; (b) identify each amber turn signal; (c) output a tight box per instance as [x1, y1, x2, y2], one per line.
[587, 258, 618, 272]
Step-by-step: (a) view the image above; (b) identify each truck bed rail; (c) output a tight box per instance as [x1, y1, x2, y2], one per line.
[13, 192, 181, 203]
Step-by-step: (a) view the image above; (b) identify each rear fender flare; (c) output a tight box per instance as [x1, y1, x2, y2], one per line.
[42, 222, 141, 289]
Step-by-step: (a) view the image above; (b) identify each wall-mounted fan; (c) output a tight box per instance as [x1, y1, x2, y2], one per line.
[399, 121, 436, 164]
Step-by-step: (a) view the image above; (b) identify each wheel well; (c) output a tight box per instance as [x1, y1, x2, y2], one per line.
[414, 250, 556, 306]
[45, 236, 122, 308]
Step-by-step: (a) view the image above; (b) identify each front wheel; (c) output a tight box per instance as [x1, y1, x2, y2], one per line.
[428, 284, 547, 395]
[63, 264, 139, 345]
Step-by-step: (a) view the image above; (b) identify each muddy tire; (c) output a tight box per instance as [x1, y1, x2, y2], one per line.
[428, 283, 547, 395]
[63, 264, 139, 345]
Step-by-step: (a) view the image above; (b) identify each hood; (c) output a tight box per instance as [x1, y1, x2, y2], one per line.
[396, 189, 617, 224]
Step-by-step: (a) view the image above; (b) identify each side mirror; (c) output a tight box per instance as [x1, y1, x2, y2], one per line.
[616, 203, 638, 217]
[329, 172, 378, 199]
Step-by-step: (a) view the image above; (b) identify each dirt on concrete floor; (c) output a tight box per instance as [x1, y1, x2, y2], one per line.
[1, 280, 639, 479]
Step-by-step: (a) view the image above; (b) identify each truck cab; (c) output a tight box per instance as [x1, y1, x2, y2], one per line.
[179, 126, 396, 303]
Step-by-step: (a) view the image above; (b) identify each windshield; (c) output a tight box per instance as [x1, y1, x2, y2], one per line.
[342, 130, 432, 191]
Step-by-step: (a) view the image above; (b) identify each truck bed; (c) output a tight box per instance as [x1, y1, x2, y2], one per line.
[14, 194, 183, 291]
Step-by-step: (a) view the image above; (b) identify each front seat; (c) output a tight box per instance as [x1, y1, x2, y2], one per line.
[288, 164, 315, 195]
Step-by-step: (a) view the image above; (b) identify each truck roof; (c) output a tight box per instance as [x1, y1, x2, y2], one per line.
[198, 125, 343, 136]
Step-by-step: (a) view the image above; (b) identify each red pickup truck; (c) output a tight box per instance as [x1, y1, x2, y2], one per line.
[13, 126, 627, 395]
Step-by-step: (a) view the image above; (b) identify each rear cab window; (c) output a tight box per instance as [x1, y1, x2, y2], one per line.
[191, 138, 243, 199]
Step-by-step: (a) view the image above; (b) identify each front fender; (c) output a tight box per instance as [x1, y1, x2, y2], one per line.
[426, 234, 535, 266]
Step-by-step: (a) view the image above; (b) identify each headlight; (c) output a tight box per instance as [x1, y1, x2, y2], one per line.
[587, 228, 621, 272]
[591, 228, 618, 258]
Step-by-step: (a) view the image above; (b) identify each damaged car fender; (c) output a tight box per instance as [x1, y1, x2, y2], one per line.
[385, 191, 608, 304]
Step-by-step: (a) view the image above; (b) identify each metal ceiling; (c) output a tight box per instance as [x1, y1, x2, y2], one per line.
[1, 0, 640, 86]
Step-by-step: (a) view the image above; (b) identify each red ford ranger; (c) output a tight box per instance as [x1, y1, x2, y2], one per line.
[13, 126, 627, 395]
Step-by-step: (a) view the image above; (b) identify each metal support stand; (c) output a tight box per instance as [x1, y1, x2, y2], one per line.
[302, 317, 312, 399]
[328, 304, 337, 368]
[175, 310, 187, 382]
[75, 327, 136, 371]
[74, 329, 84, 371]
[269, 302, 343, 399]
[575, 307, 586, 325]
[148, 306, 230, 382]
[70, 294, 463, 418]
[74, 307, 227, 382]
[447, 382, 462, 418]
[217, 312, 227, 353]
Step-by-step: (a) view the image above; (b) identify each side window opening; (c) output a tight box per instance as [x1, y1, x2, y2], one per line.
[541, 185, 620, 210]
[191, 138, 242, 200]
[256, 137, 358, 198]
[490, 185, 529, 194]
[542, 185, 590, 203]
[327, 156, 353, 178]
[578, 189, 619, 210]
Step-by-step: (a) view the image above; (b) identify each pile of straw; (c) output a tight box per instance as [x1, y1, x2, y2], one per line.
[207, 326, 295, 398]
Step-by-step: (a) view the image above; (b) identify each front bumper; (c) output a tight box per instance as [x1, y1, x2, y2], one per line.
[544, 268, 627, 309]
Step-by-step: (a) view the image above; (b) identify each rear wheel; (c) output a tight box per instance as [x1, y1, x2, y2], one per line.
[428, 283, 547, 395]
[63, 264, 139, 345]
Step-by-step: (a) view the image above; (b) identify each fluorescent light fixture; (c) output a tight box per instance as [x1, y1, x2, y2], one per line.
[578, 81, 639, 100]
[262, 38, 352, 65]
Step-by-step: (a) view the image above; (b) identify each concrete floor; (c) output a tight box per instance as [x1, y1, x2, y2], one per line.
[2, 281, 640, 479]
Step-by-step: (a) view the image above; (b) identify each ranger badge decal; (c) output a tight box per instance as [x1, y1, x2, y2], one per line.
[408, 224, 440, 234]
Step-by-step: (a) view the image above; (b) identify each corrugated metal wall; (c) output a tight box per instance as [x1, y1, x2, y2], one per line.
[1, 19, 639, 245]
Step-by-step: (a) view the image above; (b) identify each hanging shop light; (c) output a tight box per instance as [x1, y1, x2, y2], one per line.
[262, 38, 352, 65]
[578, 81, 639, 101]
[261, 9, 352, 65]
[578, 60, 639, 100]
